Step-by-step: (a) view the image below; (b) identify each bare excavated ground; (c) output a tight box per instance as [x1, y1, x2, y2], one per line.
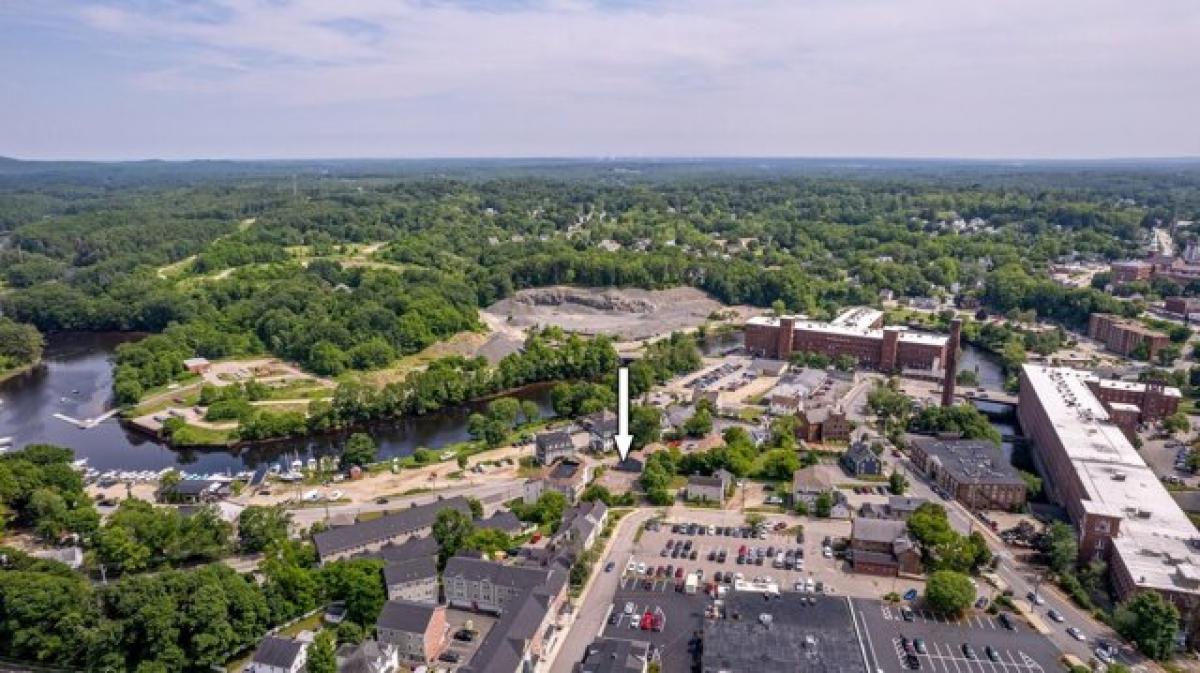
[483, 286, 751, 341]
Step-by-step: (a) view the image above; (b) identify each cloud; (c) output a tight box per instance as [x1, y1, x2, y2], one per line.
[3, 0, 1199, 158]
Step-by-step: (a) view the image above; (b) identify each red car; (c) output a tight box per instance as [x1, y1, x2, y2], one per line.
[674, 567, 684, 579]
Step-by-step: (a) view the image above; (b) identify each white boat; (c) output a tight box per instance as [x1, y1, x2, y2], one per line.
[0, 437, 13, 446]
[306, 458, 317, 471]
[290, 459, 303, 471]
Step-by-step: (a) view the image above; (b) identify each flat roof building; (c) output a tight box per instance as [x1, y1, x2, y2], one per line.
[906, 435, 1027, 511]
[745, 307, 948, 372]
[1018, 364, 1200, 639]
[702, 593, 868, 673]
[1087, 313, 1170, 358]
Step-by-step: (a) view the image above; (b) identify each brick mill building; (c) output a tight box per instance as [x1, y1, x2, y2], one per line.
[906, 435, 1026, 511]
[1017, 364, 1200, 641]
[1087, 313, 1170, 358]
[744, 307, 951, 372]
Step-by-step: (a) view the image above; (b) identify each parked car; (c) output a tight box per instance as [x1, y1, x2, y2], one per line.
[961, 644, 976, 660]
[901, 607, 915, 622]
[604, 561, 615, 573]
[903, 588, 918, 601]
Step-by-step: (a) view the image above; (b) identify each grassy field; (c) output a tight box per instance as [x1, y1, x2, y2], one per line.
[170, 423, 236, 446]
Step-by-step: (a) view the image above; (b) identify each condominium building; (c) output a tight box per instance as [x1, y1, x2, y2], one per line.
[1111, 260, 1153, 285]
[1017, 364, 1200, 639]
[744, 307, 949, 371]
[313, 497, 471, 563]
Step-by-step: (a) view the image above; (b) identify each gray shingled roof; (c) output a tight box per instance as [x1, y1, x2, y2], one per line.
[376, 600, 440, 634]
[373, 534, 439, 563]
[574, 638, 651, 673]
[250, 636, 305, 668]
[383, 557, 438, 586]
[314, 496, 470, 559]
[852, 518, 910, 544]
[478, 510, 523, 534]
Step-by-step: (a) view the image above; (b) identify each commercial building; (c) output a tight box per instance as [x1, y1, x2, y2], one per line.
[1018, 364, 1200, 639]
[525, 460, 592, 504]
[849, 518, 922, 576]
[857, 496, 930, 521]
[1086, 376, 1181, 427]
[744, 307, 950, 372]
[906, 435, 1027, 511]
[375, 600, 448, 664]
[686, 474, 727, 503]
[535, 431, 575, 466]
[314, 497, 471, 563]
[1087, 313, 1170, 358]
[702, 593, 868, 673]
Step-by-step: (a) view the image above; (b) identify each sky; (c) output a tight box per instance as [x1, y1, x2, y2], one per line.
[1, 0, 1198, 161]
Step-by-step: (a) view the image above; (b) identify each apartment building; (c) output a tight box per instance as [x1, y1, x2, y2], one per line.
[375, 600, 448, 664]
[1087, 313, 1169, 358]
[313, 497, 471, 563]
[1018, 364, 1200, 639]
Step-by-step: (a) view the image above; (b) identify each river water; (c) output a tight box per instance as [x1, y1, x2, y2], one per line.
[0, 334, 553, 473]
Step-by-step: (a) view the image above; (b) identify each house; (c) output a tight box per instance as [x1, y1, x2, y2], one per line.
[749, 358, 789, 377]
[375, 600, 448, 664]
[557, 500, 609, 556]
[859, 496, 931, 520]
[839, 440, 882, 476]
[384, 556, 439, 604]
[687, 475, 724, 503]
[795, 406, 851, 443]
[156, 479, 230, 504]
[183, 357, 212, 374]
[535, 431, 575, 466]
[335, 640, 399, 673]
[768, 393, 803, 416]
[246, 636, 307, 673]
[573, 637, 651, 673]
[791, 467, 834, 508]
[581, 411, 618, 452]
[614, 457, 643, 473]
[849, 518, 922, 576]
[313, 496, 471, 563]
[477, 510, 524, 535]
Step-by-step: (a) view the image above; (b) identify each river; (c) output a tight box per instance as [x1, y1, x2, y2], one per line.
[0, 334, 554, 473]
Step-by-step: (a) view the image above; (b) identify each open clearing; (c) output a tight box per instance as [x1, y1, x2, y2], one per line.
[483, 286, 749, 341]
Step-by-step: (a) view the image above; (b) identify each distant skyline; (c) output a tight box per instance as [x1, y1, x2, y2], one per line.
[2, 1, 1198, 161]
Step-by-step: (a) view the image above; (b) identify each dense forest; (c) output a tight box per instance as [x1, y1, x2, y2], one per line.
[2, 160, 1199, 409]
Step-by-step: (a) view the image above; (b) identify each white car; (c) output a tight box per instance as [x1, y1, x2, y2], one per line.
[1027, 591, 1045, 606]
[326, 490, 343, 500]
[623, 602, 635, 614]
[1094, 647, 1114, 664]
[805, 577, 815, 592]
[1066, 627, 1086, 642]
[636, 562, 647, 575]
[822, 547, 833, 559]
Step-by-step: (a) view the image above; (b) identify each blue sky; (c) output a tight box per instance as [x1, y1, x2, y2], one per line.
[2, 0, 1198, 160]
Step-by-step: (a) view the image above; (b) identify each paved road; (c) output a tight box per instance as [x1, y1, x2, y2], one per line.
[548, 508, 658, 673]
[899, 458, 1149, 670]
[284, 479, 524, 528]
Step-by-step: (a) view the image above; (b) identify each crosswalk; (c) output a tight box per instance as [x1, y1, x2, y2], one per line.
[881, 604, 1004, 630]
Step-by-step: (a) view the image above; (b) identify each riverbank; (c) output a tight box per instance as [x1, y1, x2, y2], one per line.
[0, 360, 39, 385]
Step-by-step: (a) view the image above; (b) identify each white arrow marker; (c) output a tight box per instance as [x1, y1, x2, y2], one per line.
[615, 367, 633, 460]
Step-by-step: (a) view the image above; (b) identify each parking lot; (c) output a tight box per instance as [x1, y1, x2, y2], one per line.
[852, 598, 1063, 673]
[438, 608, 498, 669]
[599, 586, 707, 673]
[625, 511, 925, 600]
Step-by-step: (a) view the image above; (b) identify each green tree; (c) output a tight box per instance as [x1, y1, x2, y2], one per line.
[684, 407, 713, 437]
[307, 631, 337, 673]
[1044, 521, 1078, 574]
[629, 404, 662, 449]
[336, 620, 364, 645]
[237, 506, 292, 553]
[339, 433, 377, 470]
[1114, 591, 1180, 659]
[519, 400, 541, 425]
[757, 449, 800, 481]
[432, 509, 475, 566]
[924, 570, 975, 616]
[888, 470, 908, 495]
[1163, 411, 1190, 435]
[813, 492, 833, 518]
[467, 497, 484, 519]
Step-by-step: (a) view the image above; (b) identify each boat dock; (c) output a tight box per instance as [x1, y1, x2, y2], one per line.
[52, 408, 121, 429]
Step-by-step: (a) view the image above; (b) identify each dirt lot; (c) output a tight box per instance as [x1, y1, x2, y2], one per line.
[482, 286, 754, 341]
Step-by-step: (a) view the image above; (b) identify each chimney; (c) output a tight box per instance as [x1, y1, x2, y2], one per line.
[941, 319, 962, 407]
